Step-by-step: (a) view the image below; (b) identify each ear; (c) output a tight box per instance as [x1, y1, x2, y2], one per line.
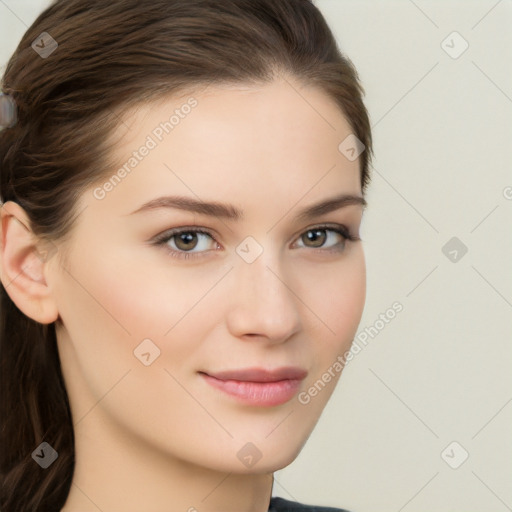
[0, 201, 59, 324]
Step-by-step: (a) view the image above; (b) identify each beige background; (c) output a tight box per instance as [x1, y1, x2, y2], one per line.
[1, 1, 511, 511]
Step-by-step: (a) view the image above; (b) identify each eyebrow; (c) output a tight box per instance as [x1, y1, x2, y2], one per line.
[129, 193, 367, 221]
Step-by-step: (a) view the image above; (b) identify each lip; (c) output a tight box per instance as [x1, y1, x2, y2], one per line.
[199, 367, 307, 407]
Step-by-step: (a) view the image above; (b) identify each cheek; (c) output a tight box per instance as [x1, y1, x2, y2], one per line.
[291, 249, 365, 420]
[327, 253, 366, 341]
[301, 246, 366, 351]
[55, 245, 226, 367]
[54, 247, 222, 428]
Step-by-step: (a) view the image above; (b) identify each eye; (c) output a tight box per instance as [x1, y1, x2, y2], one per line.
[293, 224, 359, 252]
[151, 223, 360, 260]
[152, 227, 219, 259]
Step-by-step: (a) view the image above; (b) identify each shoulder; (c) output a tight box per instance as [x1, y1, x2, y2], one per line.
[268, 497, 351, 512]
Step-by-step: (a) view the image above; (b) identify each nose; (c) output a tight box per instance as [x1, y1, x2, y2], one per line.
[225, 252, 302, 344]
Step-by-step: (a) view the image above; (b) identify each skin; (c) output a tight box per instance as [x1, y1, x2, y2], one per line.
[0, 76, 366, 512]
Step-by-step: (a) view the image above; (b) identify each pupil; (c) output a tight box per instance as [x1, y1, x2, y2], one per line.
[176, 232, 197, 250]
[304, 229, 325, 247]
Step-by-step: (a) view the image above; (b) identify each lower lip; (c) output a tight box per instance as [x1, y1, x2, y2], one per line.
[200, 374, 302, 407]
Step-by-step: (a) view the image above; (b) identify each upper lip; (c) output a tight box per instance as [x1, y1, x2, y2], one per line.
[201, 367, 308, 383]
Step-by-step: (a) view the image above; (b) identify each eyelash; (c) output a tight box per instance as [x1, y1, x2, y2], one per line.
[151, 224, 361, 260]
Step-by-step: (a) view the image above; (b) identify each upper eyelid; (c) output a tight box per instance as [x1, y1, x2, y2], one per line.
[152, 223, 353, 247]
[151, 226, 216, 244]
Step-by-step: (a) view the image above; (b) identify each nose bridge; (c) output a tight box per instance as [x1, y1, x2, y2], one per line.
[226, 245, 301, 340]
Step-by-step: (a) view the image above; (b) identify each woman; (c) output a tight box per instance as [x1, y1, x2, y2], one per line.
[0, 0, 372, 510]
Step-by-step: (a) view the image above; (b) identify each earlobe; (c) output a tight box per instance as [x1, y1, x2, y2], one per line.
[0, 201, 59, 324]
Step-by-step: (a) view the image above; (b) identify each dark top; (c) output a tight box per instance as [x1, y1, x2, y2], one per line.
[268, 497, 350, 512]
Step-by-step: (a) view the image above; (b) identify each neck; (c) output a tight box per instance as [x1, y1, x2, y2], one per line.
[60, 412, 274, 512]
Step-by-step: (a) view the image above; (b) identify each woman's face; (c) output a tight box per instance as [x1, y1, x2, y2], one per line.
[50, 76, 366, 474]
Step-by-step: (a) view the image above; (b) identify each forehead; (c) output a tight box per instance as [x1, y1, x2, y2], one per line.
[115, 78, 355, 157]
[83, 78, 362, 217]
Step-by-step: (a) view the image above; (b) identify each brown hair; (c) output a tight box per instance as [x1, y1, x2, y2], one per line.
[0, 0, 372, 510]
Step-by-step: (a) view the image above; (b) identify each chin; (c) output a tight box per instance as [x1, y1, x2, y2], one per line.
[234, 430, 312, 475]
[255, 448, 303, 473]
[175, 425, 310, 476]
[221, 449, 303, 476]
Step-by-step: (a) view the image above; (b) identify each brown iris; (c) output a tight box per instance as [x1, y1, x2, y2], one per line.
[301, 229, 327, 248]
[174, 232, 200, 251]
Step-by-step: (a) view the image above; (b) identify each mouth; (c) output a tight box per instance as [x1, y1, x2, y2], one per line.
[198, 367, 307, 407]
